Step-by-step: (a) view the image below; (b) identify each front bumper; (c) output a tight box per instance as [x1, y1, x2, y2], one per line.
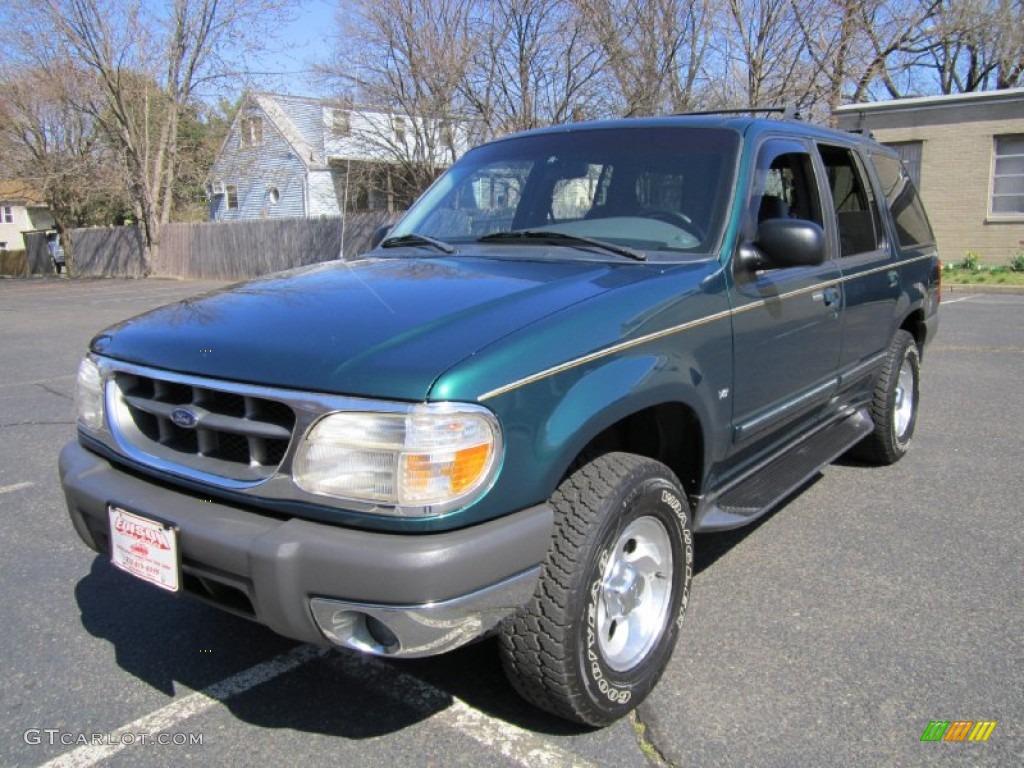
[59, 441, 551, 657]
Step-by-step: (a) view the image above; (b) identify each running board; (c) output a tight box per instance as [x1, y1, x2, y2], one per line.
[695, 409, 874, 532]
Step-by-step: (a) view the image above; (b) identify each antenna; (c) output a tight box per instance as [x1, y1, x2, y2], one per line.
[339, 157, 350, 261]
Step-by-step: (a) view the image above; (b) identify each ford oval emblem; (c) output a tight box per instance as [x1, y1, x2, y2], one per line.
[169, 407, 199, 429]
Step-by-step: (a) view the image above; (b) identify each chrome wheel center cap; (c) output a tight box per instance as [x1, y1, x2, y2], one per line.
[602, 561, 644, 619]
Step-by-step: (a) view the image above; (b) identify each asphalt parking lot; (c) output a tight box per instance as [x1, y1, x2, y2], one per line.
[1, 278, 1021, 767]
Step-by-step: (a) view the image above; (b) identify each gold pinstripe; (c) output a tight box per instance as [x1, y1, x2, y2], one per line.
[477, 253, 936, 402]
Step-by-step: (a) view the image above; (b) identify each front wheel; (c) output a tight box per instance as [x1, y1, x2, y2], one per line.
[853, 329, 921, 464]
[498, 453, 693, 726]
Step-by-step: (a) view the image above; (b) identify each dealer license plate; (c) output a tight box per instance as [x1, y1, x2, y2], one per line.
[108, 505, 180, 592]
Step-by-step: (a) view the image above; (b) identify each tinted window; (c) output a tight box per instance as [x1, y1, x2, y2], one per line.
[870, 152, 935, 247]
[818, 145, 885, 257]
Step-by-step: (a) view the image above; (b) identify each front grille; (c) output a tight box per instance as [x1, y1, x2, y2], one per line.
[109, 371, 296, 482]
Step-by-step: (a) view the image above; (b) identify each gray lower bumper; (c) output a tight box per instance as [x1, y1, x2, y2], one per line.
[59, 441, 551, 656]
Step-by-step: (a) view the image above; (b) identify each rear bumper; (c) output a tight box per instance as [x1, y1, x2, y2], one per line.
[59, 441, 551, 657]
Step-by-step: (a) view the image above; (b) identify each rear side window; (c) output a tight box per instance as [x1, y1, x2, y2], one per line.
[817, 145, 885, 257]
[870, 152, 935, 248]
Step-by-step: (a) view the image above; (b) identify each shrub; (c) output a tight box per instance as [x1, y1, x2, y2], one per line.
[960, 251, 981, 271]
[1010, 252, 1024, 273]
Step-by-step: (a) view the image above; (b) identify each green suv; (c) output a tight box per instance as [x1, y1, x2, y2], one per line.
[61, 114, 940, 726]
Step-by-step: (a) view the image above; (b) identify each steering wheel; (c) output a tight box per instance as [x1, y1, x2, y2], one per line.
[638, 209, 706, 241]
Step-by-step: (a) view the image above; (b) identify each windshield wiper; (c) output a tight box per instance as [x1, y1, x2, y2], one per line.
[477, 230, 647, 262]
[380, 233, 457, 254]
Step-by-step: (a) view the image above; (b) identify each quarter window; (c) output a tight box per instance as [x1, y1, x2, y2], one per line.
[992, 135, 1024, 216]
[871, 153, 935, 247]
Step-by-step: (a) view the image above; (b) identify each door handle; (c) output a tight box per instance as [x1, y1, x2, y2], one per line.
[887, 270, 899, 288]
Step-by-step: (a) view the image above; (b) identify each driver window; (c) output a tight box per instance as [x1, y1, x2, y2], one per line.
[751, 150, 822, 229]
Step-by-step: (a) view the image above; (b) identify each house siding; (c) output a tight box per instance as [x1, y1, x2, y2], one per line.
[836, 91, 1024, 265]
[206, 92, 468, 222]
[0, 204, 55, 251]
[209, 103, 309, 220]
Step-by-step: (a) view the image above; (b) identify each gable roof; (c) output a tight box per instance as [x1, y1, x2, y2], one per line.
[251, 93, 326, 169]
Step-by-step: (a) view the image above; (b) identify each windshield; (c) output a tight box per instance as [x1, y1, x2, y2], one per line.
[388, 126, 739, 258]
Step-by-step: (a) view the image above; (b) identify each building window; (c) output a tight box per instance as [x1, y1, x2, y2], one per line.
[393, 115, 406, 144]
[884, 141, 923, 190]
[240, 116, 264, 148]
[2, 206, 12, 223]
[329, 108, 351, 136]
[226, 185, 239, 210]
[992, 135, 1024, 216]
[268, 186, 280, 204]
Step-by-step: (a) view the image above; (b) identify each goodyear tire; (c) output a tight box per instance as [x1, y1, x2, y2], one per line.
[498, 452, 692, 726]
[852, 329, 921, 465]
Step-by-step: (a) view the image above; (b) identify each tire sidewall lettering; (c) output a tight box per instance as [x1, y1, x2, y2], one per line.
[579, 478, 692, 709]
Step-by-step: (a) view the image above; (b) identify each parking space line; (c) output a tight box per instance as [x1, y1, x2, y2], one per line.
[38, 643, 595, 768]
[0, 482, 34, 495]
[941, 295, 976, 305]
[39, 645, 329, 768]
[328, 651, 597, 768]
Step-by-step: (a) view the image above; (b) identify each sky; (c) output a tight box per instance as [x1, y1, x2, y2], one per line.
[249, 0, 339, 96]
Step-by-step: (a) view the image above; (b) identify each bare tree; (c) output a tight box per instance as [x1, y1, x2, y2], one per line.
[922, 0, 1024, 92]
[326, 0, 477, 198]
[577, 0, 711, 115]
[466, 0, 604, 134]
[0, 63, 131, 262]
[6, 0, 290, 272]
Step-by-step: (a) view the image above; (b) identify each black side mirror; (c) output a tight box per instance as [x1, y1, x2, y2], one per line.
[370, 224, 392, 250]
[737, 219, 826, 271]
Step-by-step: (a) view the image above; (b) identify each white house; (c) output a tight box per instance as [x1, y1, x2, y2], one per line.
[0, 180, 55, 252]
[206, 93, 470, 221]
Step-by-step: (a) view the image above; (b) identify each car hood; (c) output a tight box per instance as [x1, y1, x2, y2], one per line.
[93, 255, 651, 400]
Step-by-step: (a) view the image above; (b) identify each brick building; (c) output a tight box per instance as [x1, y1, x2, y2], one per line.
[834, 89, 1024, 265]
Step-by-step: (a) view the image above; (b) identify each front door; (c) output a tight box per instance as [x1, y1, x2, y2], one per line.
[728, 138, 843, 457]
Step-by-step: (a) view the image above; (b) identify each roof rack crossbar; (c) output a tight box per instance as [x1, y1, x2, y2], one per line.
[671, 106, 803, 120]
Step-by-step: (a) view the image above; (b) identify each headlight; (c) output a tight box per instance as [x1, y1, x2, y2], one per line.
[293, 404, 501, 516]
[75, 356, 105, 431]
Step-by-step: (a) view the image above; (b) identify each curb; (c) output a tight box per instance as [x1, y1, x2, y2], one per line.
[943, 283, 1024, 295]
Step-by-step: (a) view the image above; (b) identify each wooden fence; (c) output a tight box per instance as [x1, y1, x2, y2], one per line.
[69, 226, 146, 278]
[66, 212, 400, 280]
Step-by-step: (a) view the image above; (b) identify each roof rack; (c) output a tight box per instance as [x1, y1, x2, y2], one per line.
[672, 106, 803, 121]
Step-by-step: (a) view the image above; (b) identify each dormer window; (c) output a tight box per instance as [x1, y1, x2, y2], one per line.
[330, 108, 351, 136]
[240, 116, 264, 148]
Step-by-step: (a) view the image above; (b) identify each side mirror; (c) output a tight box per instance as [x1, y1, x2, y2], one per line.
[737, 219, 826, 271]
[370, 224, 392, 250]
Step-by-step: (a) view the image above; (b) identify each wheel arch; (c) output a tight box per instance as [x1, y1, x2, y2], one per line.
[547, 391, 709, 504]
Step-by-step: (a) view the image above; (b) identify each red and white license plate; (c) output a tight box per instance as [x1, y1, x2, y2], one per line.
[108, 505, 180, 592]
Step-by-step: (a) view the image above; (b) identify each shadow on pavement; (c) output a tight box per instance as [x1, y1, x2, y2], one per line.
[74, 556, 588, 739]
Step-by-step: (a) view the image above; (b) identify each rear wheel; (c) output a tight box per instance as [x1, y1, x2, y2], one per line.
[853, 329, 920, 464]
[498, 452, 692, 726]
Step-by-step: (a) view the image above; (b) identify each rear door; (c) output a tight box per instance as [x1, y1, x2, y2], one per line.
[815, 142, 898, 392]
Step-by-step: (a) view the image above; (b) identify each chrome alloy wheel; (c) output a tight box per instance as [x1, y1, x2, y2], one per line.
[597, 516, 674, 672]
[894, 357, 916, 439]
